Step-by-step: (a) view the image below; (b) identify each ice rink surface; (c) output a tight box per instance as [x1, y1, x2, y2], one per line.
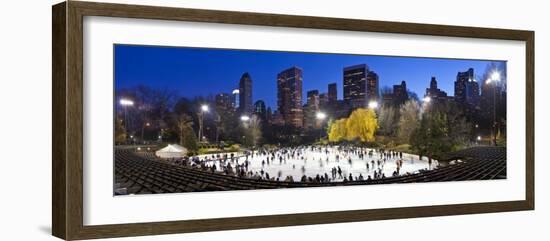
[199, 146, 439, 181]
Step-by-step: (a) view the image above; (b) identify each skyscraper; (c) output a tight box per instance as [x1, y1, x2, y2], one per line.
[215, 93, 233, 111]
[454, 68, 480, 106]
[381, 80, 409, 107]
[306, 90, 320, 106]
[425, 77, 448, 102]
[343, 64, 368, 109]
[393, 80, 409, 106]
[254, 100, 267, 120]
[277, 66, 303, 128]
[304, 90, 320, 129]
[319, 93, 329, 109]
[266, 107, 273, 123]
[366, 71, 379, 102]
[328, 83, 337, 104]
[239, 73, 253, 114]
[231, 89, 240, 109]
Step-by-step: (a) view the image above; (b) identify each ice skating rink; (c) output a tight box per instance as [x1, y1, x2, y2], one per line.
[199, 146, 438, 182]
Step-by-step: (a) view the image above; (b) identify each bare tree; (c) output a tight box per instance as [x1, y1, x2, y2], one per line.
[377, 105, 398, 137]
[397, 100, 420, 144]
[243, 115, 262, 147]
[175, 113, 198, 151]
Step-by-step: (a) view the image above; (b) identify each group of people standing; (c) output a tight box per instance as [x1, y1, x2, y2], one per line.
[165, 145, 418, 183]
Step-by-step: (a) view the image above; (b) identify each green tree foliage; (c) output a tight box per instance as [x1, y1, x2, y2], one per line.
[410, 102, 473, 158]
[434, 101, 472, 148]
[410, 112, 451, 158]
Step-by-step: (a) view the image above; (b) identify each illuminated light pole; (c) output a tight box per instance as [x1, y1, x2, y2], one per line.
[158, 128, 164, 143]
[316, 112, 327, 141]
[141, 122, 150, 144]
[119, 98, 134, 144]
[486, 70, 500, 146]
[421, 96, 431, 114]
[368, 100, 379, 110]
[198, 104, 209, 143]
[240, 115, 250, 146]
[423, 96, 431, 104]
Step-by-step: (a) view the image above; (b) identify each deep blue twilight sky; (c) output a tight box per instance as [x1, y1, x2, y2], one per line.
[115, 45, 504, 109]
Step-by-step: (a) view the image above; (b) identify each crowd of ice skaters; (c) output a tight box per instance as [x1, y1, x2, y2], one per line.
[165, 145, 437, 183]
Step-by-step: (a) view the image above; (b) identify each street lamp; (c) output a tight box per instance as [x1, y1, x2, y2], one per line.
[486, 70, 501, 146]
[316, 112, 327, 141]
[368, 100, 379, 110]
[141, 122, 151, 144]
[201, 104, 209, 112]
[119, 99, 134, 106]
[240, 115, 250, 122]
[119, 98, 134, 144]
[158, 128, 164, 143]
[240, 115, 250, 146]
[421, 96, 431, 113]
[315, 112, 326, 121]
[198, 104, 209, 143]
[489, 70, 500, 82]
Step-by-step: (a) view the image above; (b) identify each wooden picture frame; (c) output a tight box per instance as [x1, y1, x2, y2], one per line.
[52, 1, 534, 240]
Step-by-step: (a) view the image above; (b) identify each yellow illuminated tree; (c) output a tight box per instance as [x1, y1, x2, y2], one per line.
[345, 108, 378, 142]
[328, 118, 347, 142]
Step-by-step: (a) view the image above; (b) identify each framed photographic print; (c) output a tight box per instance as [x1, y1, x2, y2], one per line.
[52, 1, 534, 240]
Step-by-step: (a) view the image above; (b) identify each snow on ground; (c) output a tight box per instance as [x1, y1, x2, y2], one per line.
[198, 146, 438, 182]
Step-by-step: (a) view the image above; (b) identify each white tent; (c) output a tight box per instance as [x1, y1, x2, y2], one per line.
[155, 144, 188, 158]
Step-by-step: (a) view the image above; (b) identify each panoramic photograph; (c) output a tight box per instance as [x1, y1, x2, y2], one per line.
[113, 45, 507, 195]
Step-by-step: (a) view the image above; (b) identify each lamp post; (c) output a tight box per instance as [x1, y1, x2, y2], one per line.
[198, 104, 209, 143]
[316, 112, 327, 141]
[368, 100, 379, 110]
[240, 115, 250, 128]
[240, 115, 250, 146]
[119, 98, 134, 144]
[422, 96, 431, 105]
[141, 122, 150, 144]
[486, 70, 501, 146]
[421, 96, 431, 114]
[240, 115, 250, 122]
[158, 128, 164, 143]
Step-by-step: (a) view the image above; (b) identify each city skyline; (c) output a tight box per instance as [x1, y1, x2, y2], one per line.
[115, 44, 505, 110]
[113, 44, 508, 196]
